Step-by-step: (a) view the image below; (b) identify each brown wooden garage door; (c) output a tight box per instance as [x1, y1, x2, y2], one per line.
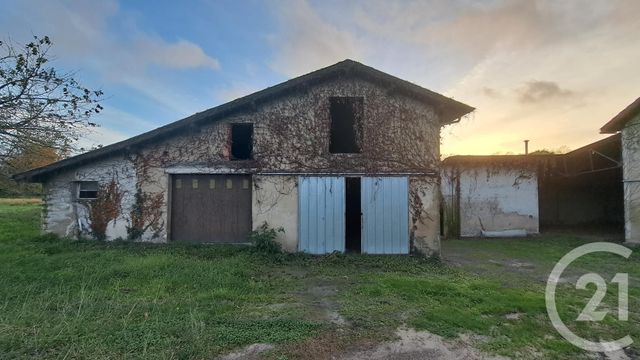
[170, 174, 252, 243]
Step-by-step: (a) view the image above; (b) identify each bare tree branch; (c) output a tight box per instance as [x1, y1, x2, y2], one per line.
[0, 35, 103, 165]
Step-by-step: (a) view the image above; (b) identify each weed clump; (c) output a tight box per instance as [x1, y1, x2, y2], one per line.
[249, 222, 284, 254]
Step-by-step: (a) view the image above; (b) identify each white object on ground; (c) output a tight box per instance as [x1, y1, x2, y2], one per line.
[481, 229, 528, 238]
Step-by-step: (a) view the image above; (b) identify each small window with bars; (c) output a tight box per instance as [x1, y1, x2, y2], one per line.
[78, 181, 99, 200]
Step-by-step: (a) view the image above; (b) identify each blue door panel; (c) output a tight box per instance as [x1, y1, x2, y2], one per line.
[299, 177, 345, 254]
[361, 177, 409, 254]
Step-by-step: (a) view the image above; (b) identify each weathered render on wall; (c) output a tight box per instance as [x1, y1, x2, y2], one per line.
[252, 175, 298, 252]
[35, 71, 453, 255]
[442, 162, 539, 237]
[43, 156, 138, 240]
[409, 176, 440, 256]
[622, 114, 640, 243]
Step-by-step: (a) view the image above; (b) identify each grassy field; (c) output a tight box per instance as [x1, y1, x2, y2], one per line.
[0, 202, 638, 359]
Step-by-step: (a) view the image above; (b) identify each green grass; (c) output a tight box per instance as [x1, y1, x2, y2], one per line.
[0, 204, 319, 359]
[0, 203, 638, 359]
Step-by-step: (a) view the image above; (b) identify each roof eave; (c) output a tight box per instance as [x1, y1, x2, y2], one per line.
[600, 97, 640, 134]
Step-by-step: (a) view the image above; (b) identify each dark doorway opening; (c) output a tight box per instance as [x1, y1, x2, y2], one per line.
[329, 97, 362, 153]
[345, 177, 361, 253]
[230, 123, 253, 160]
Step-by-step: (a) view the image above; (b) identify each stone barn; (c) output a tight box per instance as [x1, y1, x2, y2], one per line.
[601, 97, 640, 244]
[14, 60, 474, 256]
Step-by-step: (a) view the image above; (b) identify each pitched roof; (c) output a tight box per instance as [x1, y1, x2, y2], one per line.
[600, 97, 640, 133]
[564, 133, 620, 157]
[14, 59, 474, 182]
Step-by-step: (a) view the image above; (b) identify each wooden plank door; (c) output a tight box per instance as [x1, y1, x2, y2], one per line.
[171, 174, 252, 243]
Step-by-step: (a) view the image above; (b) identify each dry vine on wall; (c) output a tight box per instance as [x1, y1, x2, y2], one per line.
[126, 187, 165, 240]
[88, 179, 123, 240]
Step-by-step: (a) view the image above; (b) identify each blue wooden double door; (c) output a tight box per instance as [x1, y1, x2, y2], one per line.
[298, 176, 409, 254]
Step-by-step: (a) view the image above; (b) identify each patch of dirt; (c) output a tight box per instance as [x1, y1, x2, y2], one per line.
[505, 312, 522, 320]
[271, 329, 383, 360]
[337, 327, 509, 360]
[443, 249, 548, 284]
[294, 282, 349, 326]
[217, 343, 274, 360]
[602, 348, 631, 360]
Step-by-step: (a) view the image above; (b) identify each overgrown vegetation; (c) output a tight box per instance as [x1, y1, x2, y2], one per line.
[1, 203, 638, 359]
[249, 222, 284, 254]
[88, 179, 123, 240]
[126, 187, 164, 240]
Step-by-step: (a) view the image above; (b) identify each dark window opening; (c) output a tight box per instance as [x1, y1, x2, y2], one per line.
[231, 123, 253, 160]
[78, 181, 98, 199]
[329, 97, 362, 153]
[345, 177, 361, 253]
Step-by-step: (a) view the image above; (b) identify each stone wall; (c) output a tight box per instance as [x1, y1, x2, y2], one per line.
[622, 114, 640, 243]
[42, 156, 137, 240]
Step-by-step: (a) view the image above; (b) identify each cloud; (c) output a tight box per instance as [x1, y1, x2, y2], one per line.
[481, 87, 501, 98]
[134, 38, 220, 71]
[437, 0, 640, 155]
[1, 0, 220, 115]
[213, 83, 261, 103]
[516, 81, 575, 104]
[101, 35, 220, 83]
[268, 0, 362, 77]
[77, 126, 130, 151]
[364, 0, 620, 60]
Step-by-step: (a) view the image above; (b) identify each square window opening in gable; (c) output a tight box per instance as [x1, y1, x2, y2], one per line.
[77, 181, 99, 200]
[230, 123, 253, 160]
[329, 97, 363, 154]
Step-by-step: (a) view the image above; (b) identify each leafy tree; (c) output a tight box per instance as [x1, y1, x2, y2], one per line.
[0, 35, 103, 165]
[0, 143, 61, 197]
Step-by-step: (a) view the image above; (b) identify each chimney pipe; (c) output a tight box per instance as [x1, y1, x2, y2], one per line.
[524, 140, 530, 155]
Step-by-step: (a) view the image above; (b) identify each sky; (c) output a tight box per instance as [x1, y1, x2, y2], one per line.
[1, 0, 639, 156]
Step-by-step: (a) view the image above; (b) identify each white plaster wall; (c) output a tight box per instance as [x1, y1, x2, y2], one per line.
[43, 172, 76, 236]
[456, 167, 539, 237]
[251, 175, 298, 251]
[622, 114, 640, 243]
[43, 155, 137, 240]
[409, 177, 441, 256]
